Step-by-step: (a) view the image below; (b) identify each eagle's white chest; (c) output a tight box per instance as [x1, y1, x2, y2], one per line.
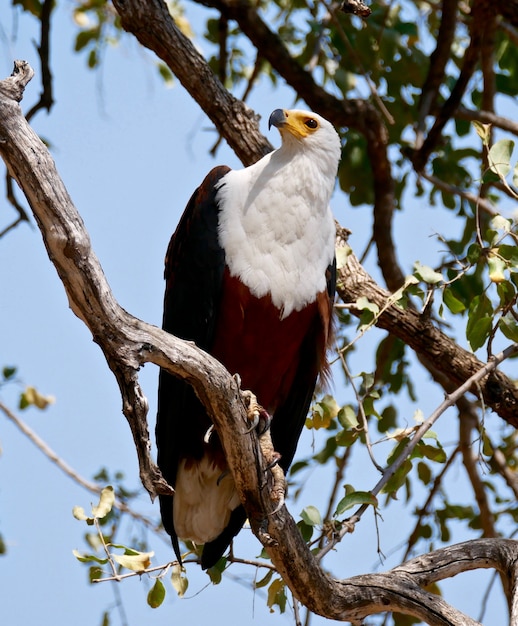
[216, 150, 336, 318]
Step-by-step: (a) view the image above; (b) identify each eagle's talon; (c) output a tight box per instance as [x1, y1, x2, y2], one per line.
[264, 451, 282, 472]
[241, 389, 271, 434]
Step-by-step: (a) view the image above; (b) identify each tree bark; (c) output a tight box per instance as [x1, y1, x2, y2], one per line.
[3, 58, 518, 624]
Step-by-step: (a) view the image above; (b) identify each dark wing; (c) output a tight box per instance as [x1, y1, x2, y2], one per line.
[270, 258, 336, 471]
[156, 165, 230, 563]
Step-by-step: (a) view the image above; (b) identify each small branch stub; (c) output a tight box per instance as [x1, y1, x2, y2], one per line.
[0, 61, 34, 102]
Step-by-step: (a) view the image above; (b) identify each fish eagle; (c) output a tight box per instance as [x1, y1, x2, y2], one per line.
[157, 108, 341, 569]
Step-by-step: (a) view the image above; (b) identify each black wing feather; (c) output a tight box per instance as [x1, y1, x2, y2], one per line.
[156, 165, 230, 563]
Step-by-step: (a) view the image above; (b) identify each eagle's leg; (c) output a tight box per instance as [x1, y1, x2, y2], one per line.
[236, 378, 285, 508]
[258, 427, 286, 512]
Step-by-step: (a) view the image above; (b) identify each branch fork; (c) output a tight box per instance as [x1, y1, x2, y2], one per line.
[3, 60, 518, 625]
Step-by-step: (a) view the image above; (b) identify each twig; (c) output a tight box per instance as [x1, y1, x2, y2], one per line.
[419, 169, 498, 216]
[455, 105, 518, 136]
[402, 445, 460, 562]
[319, 0, 394, 126]
[95, 516, 121, 580]
[92, 560, 176, 584]
[317, 343, 518, 559]
[0, 401, 159, 531]
[338, 349, 383, 472]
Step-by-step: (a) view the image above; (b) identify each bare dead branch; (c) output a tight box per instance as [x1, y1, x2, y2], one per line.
[3, 58, 518, 626]
[0, 400, 159, 531]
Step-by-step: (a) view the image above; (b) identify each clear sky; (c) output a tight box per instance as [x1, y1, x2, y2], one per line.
[0, 2, 511, 625]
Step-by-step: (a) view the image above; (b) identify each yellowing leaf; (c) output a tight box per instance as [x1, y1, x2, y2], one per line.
[92, 486, 115, 519]
[72, 505, 89, 521]
[488, 252, 507, 283]
[473, 121, 491, 143]
[19, 386, 55, 410]
[335, 244, 351, 270]
[113, 550, 154, 572]
[171, 563, 189, 597]
[387, 426, 416, 441]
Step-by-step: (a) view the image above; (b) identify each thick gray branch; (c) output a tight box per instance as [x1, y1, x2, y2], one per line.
[1, 60, 518, 625]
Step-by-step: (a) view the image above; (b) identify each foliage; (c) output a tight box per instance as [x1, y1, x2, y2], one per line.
[2, 0, 518, 624]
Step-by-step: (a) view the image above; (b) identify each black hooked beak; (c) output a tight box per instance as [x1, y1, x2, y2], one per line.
[268, 109, 287, 130]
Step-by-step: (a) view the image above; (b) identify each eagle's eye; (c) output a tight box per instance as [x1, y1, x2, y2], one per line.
[304, 118, 318, 129]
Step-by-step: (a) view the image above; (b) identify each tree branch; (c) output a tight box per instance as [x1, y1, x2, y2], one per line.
[2, 59, 518, 625]
[335, 226, 518, 427]
[111, 0, 271, 166]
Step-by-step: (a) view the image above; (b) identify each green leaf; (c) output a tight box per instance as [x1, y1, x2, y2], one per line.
[89, 566, 104, 584]
[72, 549, 108, 565]
[417, 461, 432, 485]
[415, 443, 447, 463]
[497, 281, 516, 307]
[467, 316, 493, 351]
[443, 286, 466, 314]
[296, 519, 314, 543]
[490, 215, 512, 233]
[300, 505, 322, 527]
[267, 578, 287, 613]
[335, 428, 359, 447]
[147, 579, 166, 609]
[382, 458, 413, 496]
[356, 296, 380, 315]
[499, 314, 518, 342]
[92, 486, 115, 519]
[466, 242, 482, 264]
[414, 261, 443, 284]
[309, 394, 340, 429]
[488, 139, 514, 179]
[335, 244, 352, 270]
[206, 556, 226, 584]
[466, 295, 493, 351]
[2, 366, 16, 380]
[378, 405, 398, 433]
[337, 405, 359, 429]
[335, 491, 378, 516]
[255, 570, 274, 589]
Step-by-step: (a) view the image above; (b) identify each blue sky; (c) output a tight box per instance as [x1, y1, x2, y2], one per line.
[0, 2, 512, 625]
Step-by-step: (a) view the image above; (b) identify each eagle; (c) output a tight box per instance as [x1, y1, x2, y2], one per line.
[156, 108, 341, 569]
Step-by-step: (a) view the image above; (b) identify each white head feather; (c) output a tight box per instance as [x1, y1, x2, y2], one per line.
[217, 109, 341, 318]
